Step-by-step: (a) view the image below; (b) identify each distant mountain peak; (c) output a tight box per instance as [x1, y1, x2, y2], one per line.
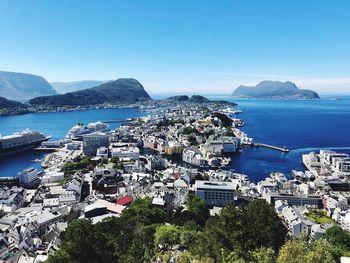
[232, 80, 319, 99]
[0, 70, 57, 101]
[51, 80, 111, 94]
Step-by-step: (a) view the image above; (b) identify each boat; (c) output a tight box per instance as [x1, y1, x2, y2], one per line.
[66, 121, 109, 140]
[0, 130, 51, 157]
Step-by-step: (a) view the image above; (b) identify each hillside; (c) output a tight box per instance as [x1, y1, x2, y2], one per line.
[0, 96, 24, 108]
[29, 78, 151, 106]
[0, 71, 57, 101]
[0, 96, 30, 116]
[51, 80, 110, 94]
[232, 80, 319, 99]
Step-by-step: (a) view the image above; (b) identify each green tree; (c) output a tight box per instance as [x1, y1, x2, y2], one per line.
[187, 194, 209, 218]
[154, 224, 180, 251]
[326, 225, 350, 251]
[277, 239, 308, 263]
[249, 247, 276, 263]
[277, 239, 337, 263]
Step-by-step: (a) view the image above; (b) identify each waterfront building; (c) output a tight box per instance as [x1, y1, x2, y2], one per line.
[17, 168, 42, 188]
[194, 180, 237, 207]
[82, 132, 109, 156]
[201, 136, 240, 158]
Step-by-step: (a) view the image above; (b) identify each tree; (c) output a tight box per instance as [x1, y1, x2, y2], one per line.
[190, 200, 287, 261]
[249, 247, 276, 263]
[183, 126, 196, 135]
[212, 112, 233, 128]
[154, 224, 180, 251]
[187, 194, 209, 218]
[277, 239, 308, 263]
[242, 199, 288, 252]
[277, 239, 337, 263]
[326, 225, 350, 251]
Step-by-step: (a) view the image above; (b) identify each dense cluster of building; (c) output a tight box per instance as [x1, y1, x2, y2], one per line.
[0, 102, 350, 261]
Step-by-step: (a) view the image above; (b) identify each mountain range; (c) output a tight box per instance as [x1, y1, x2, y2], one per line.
[0, 71, 57, 101]
[51, 80, 110, 94]
[29, 78, 151, 106]
[232, 80, 319, 99]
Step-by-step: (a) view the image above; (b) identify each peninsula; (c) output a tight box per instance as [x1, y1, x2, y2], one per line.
[29, 78, 151, 106]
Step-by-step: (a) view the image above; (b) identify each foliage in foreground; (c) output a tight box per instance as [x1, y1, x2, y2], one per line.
[47, 198, 345, 263]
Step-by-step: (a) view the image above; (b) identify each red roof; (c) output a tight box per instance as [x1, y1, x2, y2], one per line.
[116, 195, 133, 206]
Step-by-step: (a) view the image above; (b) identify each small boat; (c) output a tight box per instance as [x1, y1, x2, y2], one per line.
[31, 158, 43, 163]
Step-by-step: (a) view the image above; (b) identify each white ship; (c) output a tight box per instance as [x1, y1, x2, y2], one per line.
[66, 121, 109, 140]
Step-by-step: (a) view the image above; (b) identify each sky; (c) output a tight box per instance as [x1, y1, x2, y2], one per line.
[0, 0, 350, 95]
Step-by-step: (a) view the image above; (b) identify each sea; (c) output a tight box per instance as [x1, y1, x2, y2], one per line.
[1, 95, 350, 183]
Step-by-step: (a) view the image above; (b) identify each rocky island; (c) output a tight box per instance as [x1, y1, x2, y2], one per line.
[232, 80, 320, 99]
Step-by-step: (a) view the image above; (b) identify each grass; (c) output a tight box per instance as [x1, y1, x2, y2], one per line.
[305, 209, 334, 224]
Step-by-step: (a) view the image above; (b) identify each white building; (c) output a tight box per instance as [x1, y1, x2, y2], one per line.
[41, 170, 64, 184]
[194, 180, 237, 207]
[182, 148, 208, 167]
[111, 146, 140, 160]
[96, 147, 108, 160]
[17, 168, 41, 187]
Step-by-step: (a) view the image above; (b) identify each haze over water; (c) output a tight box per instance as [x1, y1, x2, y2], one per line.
[1, 96, 350, 182]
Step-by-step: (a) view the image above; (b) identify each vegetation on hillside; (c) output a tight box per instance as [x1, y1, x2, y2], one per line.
[46, 198, 306, 263]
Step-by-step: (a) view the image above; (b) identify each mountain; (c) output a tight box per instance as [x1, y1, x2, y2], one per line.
[188, 95, 210, 103]
[164, 95, 190, 102]
[0, 96, 24, 108]
[0, 71, 57, 101]
[0, 96, 30, 116]
[232, 81, 319, 99]
[51, 80, 110, 94]
[29, 78, 151, 106]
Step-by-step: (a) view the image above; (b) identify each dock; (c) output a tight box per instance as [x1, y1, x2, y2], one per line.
[102, 119, 132, 123]
[253, 143, 290, 153]
[34, 147, 58, 152]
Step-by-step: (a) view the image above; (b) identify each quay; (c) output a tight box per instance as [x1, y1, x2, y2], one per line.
[102, 119, 132, 123]
[34, 147, 58, 152]
[253, 143, 290, 153]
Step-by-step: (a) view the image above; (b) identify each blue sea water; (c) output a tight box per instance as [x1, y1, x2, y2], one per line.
[1, 97, 350, 182]
[0, 108, 146, 176]
[211, 96, 350, 182]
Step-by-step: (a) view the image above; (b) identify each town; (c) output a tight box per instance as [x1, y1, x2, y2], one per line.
[0, 100, 350, 262]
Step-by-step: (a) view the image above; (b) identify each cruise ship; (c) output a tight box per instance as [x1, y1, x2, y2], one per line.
[0, 130, 51, 157]
[66, 121, 109, 140]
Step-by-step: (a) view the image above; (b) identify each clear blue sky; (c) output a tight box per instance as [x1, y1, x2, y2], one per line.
[1, 0, 350, 94]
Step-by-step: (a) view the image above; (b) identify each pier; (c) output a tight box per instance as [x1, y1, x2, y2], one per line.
[253, 143, 290, 153]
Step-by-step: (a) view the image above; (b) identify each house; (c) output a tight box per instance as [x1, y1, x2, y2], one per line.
[182, 148, 208, 167]
[116, 195, 133, 206]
